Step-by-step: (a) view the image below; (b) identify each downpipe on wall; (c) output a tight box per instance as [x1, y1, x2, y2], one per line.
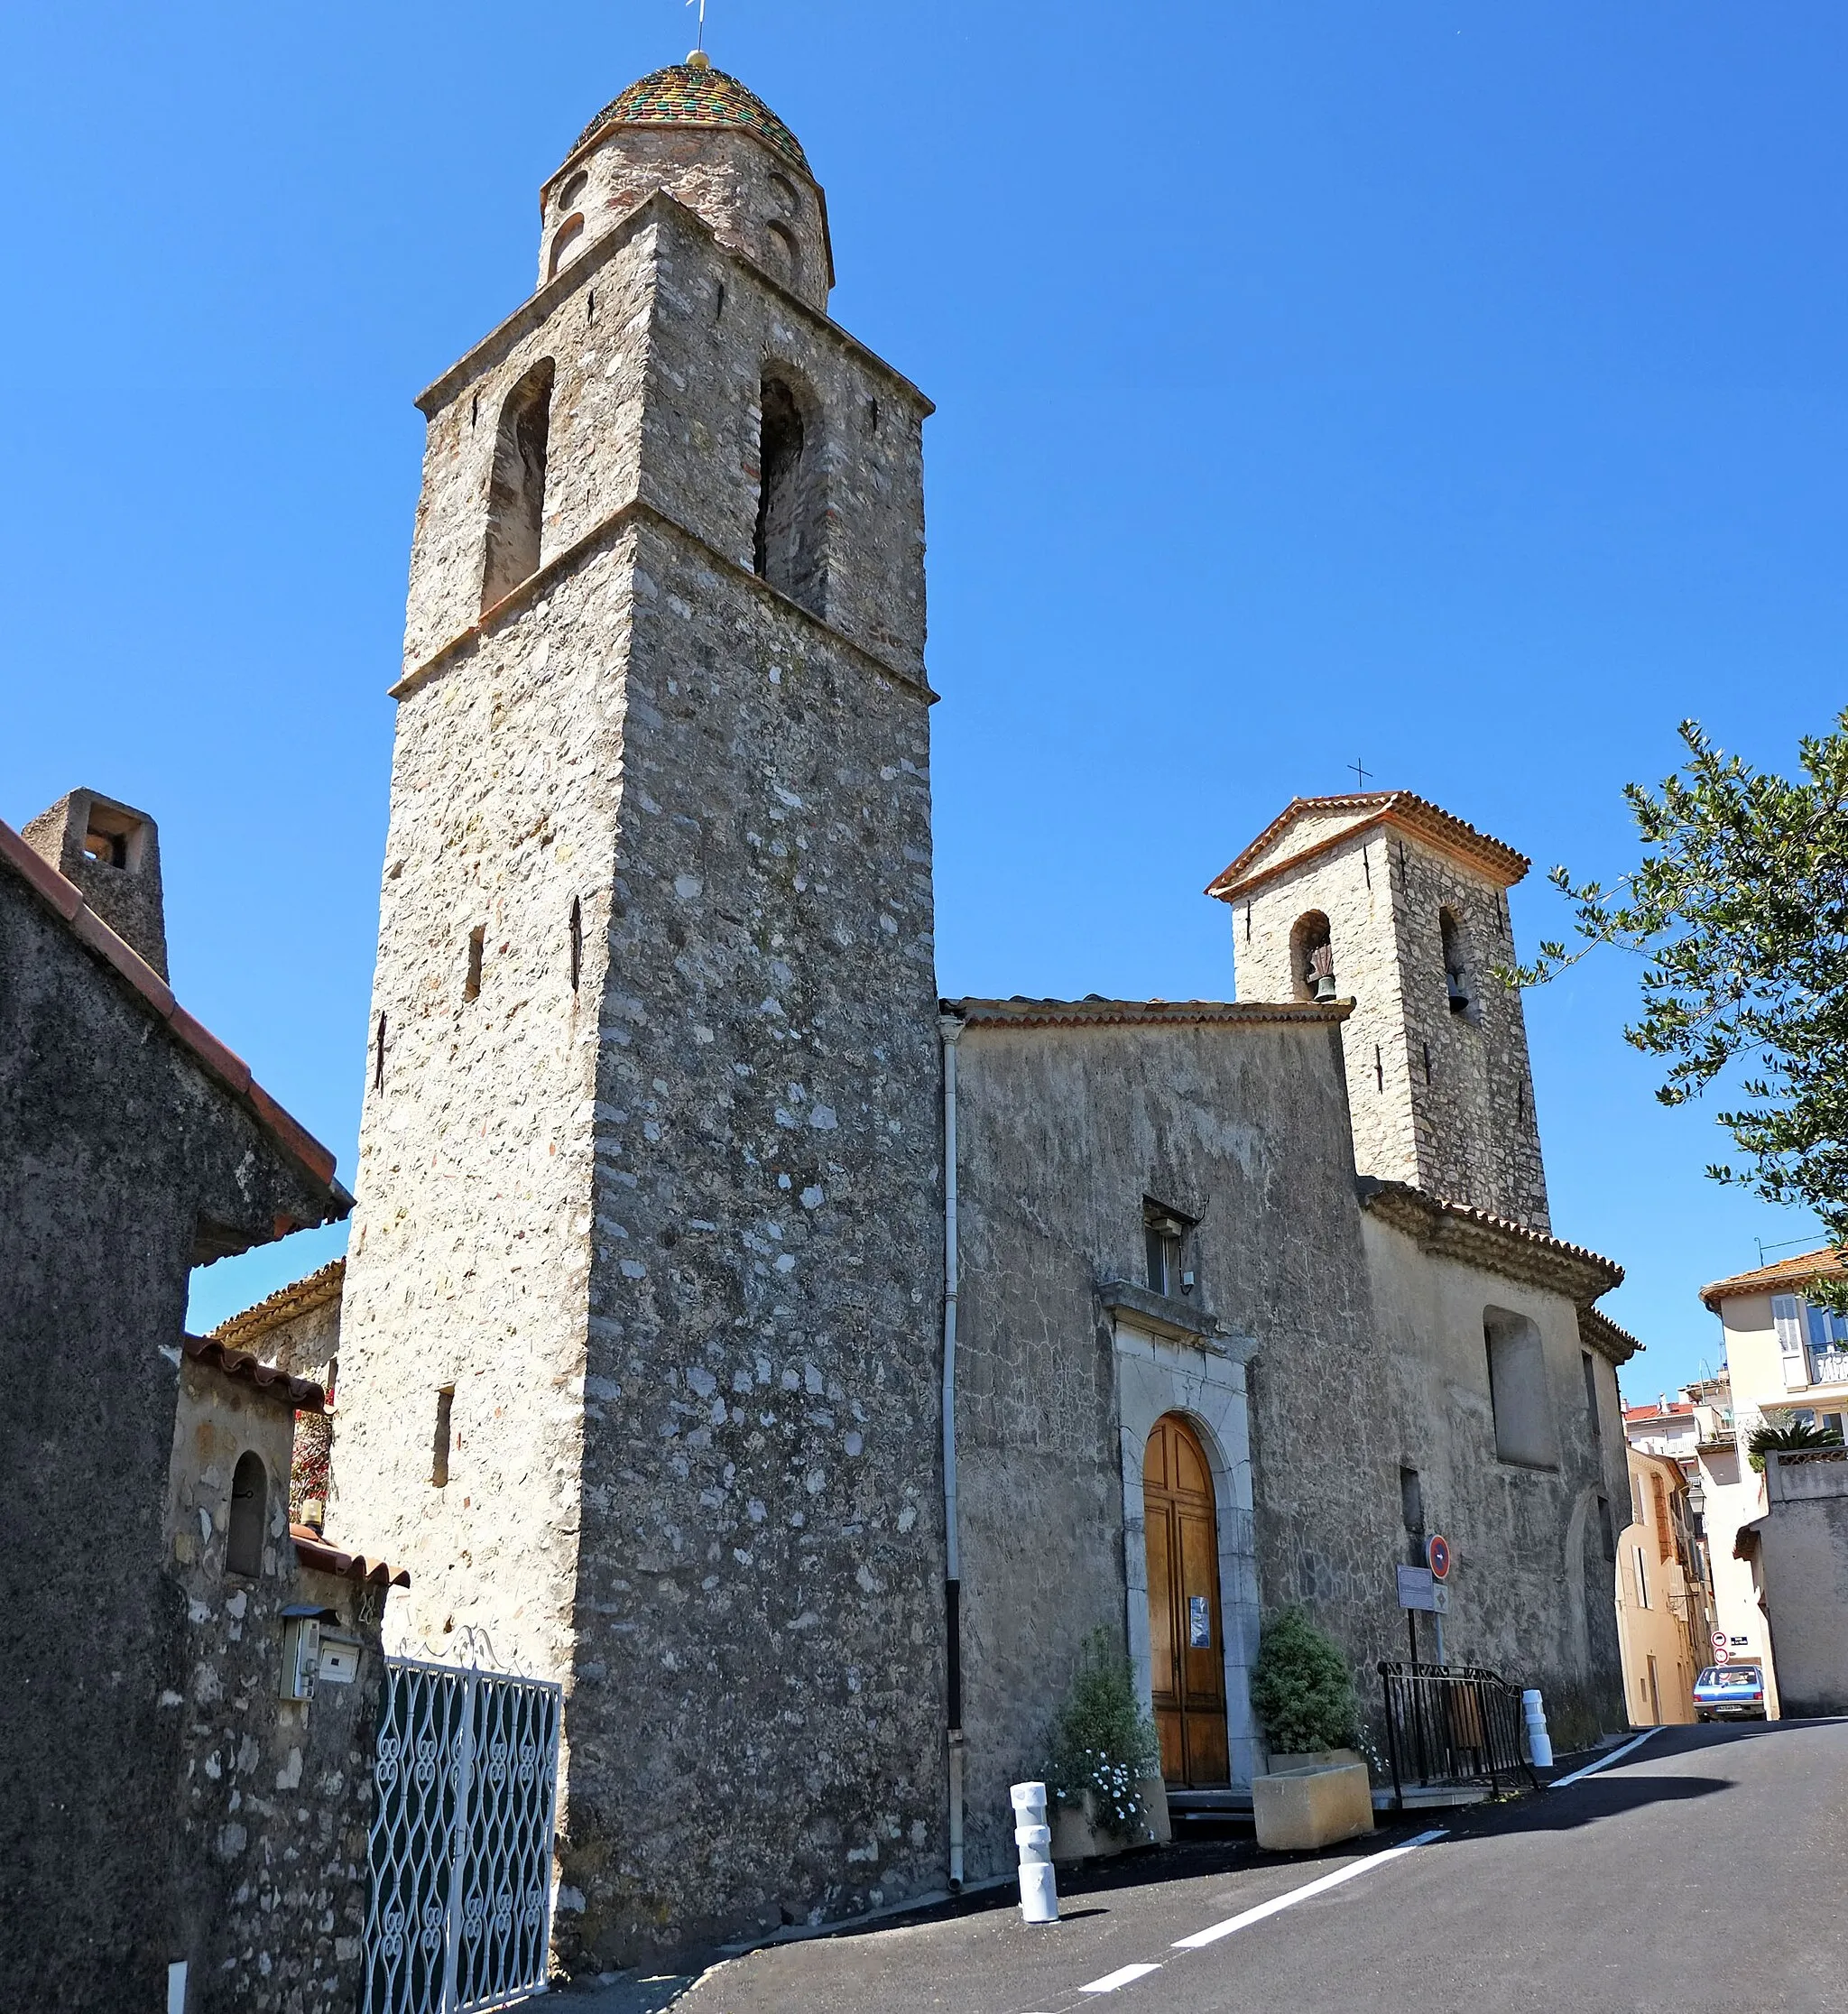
[940, 1012, 965, 1889]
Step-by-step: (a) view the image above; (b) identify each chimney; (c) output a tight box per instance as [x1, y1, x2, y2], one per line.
[21, 790, 169, 979]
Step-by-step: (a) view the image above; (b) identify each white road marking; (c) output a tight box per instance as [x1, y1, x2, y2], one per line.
[1170, 1827, 1449, 1950]
[1548, 1727, 1660, 1789]
[1078, 1962, 1163, 1992]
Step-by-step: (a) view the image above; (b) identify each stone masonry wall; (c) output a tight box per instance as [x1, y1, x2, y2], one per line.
[1231, 824, 1549, 1230]
[165, 1362, 385, 2014]
[950, 1011, 1404, 1871]
[335, 171, 943, 1970]
[541, 126, 832, 314]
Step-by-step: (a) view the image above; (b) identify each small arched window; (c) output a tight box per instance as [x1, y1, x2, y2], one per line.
[764, 221, 801, 290]
[753, 372, 825, 614]
[226, 1452, 268, 1577]
[548, 215, 586, 279]
[481, 358, 556, 613]
[552, 169, 588, 215]
[1289, 911, 1335, 1002]
[1440, 910, 1471, 1014]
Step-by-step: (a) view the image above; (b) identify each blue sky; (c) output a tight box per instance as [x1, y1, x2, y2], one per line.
[5, 1, 1844, 1396]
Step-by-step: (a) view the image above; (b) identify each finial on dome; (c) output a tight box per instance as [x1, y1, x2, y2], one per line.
[686, 49, 711, 69]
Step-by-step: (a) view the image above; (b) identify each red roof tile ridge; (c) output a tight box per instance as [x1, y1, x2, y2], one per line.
[1699, 1246, 1847, 1309]
[291, 1524, 410, 1588]
[1206, 791, 1530, 901]
[183, 1334, 327, 1413]
[0, 815, 343, 1196]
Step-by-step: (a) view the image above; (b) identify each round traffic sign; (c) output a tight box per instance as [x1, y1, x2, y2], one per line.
[1427, 1534, 1453, 1581]
[1712, 1631, 1728, 1649]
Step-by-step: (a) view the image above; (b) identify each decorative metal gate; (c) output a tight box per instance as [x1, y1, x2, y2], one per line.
[364, 1658, 563, 2014]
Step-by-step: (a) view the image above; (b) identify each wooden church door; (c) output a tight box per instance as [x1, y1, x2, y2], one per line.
[1143, 1414, 1230, 1787]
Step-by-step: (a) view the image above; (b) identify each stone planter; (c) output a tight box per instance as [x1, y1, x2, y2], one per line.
[1050, 1777, 1170, 1862]
[1252, 1748, 1374, 1853]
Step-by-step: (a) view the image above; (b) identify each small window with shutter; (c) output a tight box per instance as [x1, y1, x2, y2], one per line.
[1774, 1294, 1807, 1389]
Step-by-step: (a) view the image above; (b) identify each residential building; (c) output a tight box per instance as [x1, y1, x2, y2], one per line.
[0, 799, 359, 2004]
[1612, 1445, 1714, 1725]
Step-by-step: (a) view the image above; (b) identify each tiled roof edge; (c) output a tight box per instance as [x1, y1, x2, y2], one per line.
[182, 1335, 327, 1413]
[1699, 1246, 1847, 1310]
[291, 1524, 410, 1588]
[1358, 1177, 1626, 1306]
[210, 1259, 346, 1355]
[943, 997, 1353, 1031]
[0, 818, 346, 1206]
[1206, 791, 1530, 901]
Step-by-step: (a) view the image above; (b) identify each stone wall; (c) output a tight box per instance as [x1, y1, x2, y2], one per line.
[1758, 1451, 1848, 1716]
[334, 180, 944, 1969]
[1361, 1214, 1628, 1748]
[165, 1358, 389, 2013]
[948, 1004, 1396, 1875]
[0, 856, 346, 2007]
[1230, 821, 1550, 1232]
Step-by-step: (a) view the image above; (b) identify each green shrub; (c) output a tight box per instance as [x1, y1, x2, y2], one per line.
[1249, 1608, 1359, 1755]
[1045, 1630, 1160, 1839]
[1748, 1418, 1844, 1471]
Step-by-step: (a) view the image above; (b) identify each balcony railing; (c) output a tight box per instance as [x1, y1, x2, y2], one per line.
[1808, 1348, 1848, 1386]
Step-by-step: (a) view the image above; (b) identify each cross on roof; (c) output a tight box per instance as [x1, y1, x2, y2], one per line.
[1349, 759, 1373, 790]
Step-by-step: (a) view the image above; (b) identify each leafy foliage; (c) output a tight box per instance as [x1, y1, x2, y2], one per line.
[1249, 1607, 1358, 1754]
[1746, 1418, 1845, 1472]
[1506, 714, 1848, 1298]
[1045, 1630, 1160, 1838]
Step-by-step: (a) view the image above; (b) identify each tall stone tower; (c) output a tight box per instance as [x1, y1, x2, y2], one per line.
[1208, 791, 1550, 1230]
[332, 55, 947, 1966]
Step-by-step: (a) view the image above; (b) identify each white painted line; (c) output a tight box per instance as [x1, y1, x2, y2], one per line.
[1548, 1727, 1660, 1789]
[1170, 1828, 1449, 1951]
[1078, 1962, 1163, 1993]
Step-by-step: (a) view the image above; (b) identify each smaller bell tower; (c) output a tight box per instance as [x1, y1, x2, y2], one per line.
[1209, 791, 1550, 1232]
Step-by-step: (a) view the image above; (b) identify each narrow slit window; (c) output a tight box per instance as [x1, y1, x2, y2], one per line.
[433, 1387, 456, 1488]
[374, 1012, 387, 1094]
[569, 897, 583, 993]
[465, 927, 485, 1002]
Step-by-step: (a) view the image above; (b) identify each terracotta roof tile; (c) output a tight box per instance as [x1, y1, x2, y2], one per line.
[291, 1524, 409, 1588]
[944, 996, 1351, 1031]
[182, 1335, 326, 1413]
[1699, 1247, 1847, 1310]
[1206, 791, 1530, 902]
[211, 1260, 346, 1355]
[0, 815, 346, 1204]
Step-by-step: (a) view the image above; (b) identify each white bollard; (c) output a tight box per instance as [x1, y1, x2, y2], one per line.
[1522, 1688, 1554, 1770]
[1011, 1780, 1059, 1924]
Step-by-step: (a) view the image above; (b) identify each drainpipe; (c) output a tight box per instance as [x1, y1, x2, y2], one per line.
[939, 1012, 965, 1889]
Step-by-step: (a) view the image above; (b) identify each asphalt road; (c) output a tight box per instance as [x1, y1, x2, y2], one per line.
[637, 1720, 1848, 2014]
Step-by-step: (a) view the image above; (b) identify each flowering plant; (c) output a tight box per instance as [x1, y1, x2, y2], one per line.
[1045, 1630, 1161, 1841]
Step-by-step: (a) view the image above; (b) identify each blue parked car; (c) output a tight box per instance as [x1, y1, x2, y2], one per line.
[1694, 1664, 1768, 1721]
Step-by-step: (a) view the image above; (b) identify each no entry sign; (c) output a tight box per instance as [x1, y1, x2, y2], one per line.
[1427, 1533, 1453, 1581]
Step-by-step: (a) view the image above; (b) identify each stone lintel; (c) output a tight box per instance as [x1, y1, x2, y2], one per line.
[1098, 1278, 1253, 1357]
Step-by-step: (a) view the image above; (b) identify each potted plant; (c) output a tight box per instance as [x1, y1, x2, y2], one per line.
[1043, 1631, 1165, 1861]
[1248, 1608, 1372, 1851]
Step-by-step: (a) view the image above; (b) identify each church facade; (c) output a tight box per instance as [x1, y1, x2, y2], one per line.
[273, 56, 1638, 1970]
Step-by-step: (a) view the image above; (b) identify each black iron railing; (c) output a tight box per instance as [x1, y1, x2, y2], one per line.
[1377, 1662, 1536, 1806]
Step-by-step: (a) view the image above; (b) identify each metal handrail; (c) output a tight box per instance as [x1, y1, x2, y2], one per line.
[1377, 1662, 1536, 1807]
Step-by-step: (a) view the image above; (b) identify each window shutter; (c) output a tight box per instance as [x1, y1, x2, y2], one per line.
[1774, 1295, 1807, 1389]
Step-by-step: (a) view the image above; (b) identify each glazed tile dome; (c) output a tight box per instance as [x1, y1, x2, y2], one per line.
[571, 61, 812, 177]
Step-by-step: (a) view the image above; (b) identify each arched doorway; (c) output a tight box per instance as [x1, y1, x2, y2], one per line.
[1143, 1414, 1230, 1787]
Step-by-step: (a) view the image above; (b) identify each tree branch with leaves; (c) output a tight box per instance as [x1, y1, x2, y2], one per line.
[1505, 711, 1848, 1293]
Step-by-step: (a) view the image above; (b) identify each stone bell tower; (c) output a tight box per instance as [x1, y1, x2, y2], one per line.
[332, 53, 946, 1967]
[1209, 790, 1550, 1231]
